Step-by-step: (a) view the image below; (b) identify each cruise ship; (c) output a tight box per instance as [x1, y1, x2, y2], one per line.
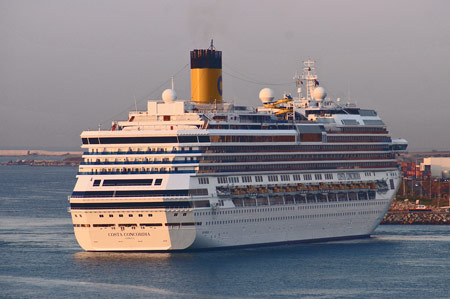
[69, 43, 408, 251]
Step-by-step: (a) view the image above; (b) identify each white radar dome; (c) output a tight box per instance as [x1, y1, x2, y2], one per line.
[313, 87, 327, 100]
[162, 89, 177, 103]
[259, 88, 275, 103]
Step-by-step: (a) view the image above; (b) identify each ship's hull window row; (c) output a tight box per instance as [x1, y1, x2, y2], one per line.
[71, 201, 193, 210]
[82, 144, 392, 156]
[71, 189, 208, 198]
[102, 179, 154, 186]
[205, 144, 392, 153]
[209, 136, 295, 143]
[71, 200, 210, 210]
[82, 136, 211, 145]
[200, 152, 395, 163]
[81, 135, 298, 145]
[327, 136, 391, 143]
[199, 161, 396, 173]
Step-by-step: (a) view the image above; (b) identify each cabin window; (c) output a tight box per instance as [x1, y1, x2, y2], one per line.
[325, 173, 333, 180]
[229, 177, 239, 183]
[303, 174, 312, 180]
[198, 177, 209, 184]
[268, 175, 278, 182]
[93, 180, 101, 187]
[280, 175, 290, 181]
[293, 174, 302, 181]
[242, 176, 252, 183]
[217, 177, 228, 184]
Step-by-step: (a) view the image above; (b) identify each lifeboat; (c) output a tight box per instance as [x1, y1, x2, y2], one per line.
[273, 185, 285, 193]
[297, 183, 307, 191]
[308, 185, 318, 191]
[247, 186, 257, 193]
[232, 188, 246, 195]
[369, 183, 378, 190]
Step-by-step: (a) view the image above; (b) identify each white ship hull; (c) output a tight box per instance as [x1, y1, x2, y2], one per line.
[191, 193, 394, 249]
[71, 171, 400, 251]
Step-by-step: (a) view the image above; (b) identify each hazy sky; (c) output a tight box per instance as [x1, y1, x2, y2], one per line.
[1, 0, 449, 151]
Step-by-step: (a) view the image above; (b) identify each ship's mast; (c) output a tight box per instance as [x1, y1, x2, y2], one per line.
[301, 59, 317, 100]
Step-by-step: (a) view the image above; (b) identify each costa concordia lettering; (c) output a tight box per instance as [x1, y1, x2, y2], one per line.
[69, 42, 408, 251]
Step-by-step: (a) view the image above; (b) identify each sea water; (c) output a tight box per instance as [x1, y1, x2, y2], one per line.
[1, 165, 449, 298]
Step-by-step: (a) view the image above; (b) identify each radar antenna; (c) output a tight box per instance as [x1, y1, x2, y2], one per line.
[209, 39, 215, 50]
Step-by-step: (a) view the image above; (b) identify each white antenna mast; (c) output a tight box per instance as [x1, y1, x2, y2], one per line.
[133, 94, 138, 112]
[347, 81, 351, 105]
[301, 59, 317, 101]
[171, 76, 174, 90]
[293, 70, 302, 123]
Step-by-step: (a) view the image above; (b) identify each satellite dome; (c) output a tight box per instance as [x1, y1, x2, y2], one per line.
[162, 89, 177, 103]
[259, 88, 275, 103]
[313, 87, 327, 100]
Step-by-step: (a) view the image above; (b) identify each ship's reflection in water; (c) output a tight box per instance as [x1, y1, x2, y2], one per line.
[72, 251, 189, 265]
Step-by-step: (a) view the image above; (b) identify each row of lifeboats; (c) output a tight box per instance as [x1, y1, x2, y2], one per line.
[232, 190, 377, 207]
[230, 182, 378, 196]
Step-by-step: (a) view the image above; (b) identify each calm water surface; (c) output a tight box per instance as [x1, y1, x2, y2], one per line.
[1, 165, 449, 298]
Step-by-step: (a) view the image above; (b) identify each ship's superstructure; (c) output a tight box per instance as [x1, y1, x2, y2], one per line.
[70, 44, 407, 251]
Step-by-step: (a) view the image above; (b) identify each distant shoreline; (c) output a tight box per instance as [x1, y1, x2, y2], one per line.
[0, 150, 82, 156]
[381, 200, 450, 225]
[2, 150, 449, 157]
[381, 211, 450, 225]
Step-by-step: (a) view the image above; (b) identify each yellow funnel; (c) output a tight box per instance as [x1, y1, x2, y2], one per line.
[190, 48, 222, 103]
